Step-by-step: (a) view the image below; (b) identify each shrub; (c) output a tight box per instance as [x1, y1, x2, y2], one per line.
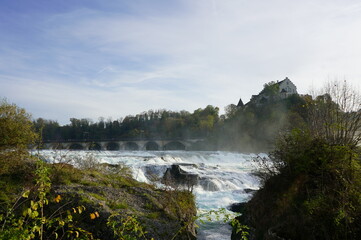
[74, 153, 100, 171]
[0, 99, 38, 176]
[0, 160, 94, 240]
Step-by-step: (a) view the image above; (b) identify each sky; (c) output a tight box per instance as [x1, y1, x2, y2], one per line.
[1, 0, 361, 125]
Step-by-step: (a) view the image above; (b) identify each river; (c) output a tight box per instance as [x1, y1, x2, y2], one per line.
[39, 150, 262, 239]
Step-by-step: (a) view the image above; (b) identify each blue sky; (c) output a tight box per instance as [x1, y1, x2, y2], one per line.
[1, 0, 361, 124]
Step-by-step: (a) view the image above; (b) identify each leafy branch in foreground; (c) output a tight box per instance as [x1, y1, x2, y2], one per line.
[107, 214, 154, 240]
[0, 159, 94, 240]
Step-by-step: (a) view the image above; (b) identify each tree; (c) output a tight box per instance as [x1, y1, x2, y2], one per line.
[0, 99, 38, 175]
[224, 104, 239, 119]
[306, 80, 361, 147]
[33, 118, 60, 140]
[261, 81, 279, 96]
[0, 99, 37, 149]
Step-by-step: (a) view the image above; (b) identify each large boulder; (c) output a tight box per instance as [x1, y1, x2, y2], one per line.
[163, 164, 198, 191]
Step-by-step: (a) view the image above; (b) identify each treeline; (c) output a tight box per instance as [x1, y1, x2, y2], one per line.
[34, 105, 220, 141]
[212, 96, 305, 151]
[209, 82, 307, 152]
[37, 81, 344, 152]
[34, 83, 311, 152]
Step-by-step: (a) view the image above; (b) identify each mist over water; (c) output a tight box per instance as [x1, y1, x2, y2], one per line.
[39, 150, 262, 239]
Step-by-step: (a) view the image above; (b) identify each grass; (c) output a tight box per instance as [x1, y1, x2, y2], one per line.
[146, 212, 161, 219]
[108, 201, 128, 210]
[88, 192, 107, 201]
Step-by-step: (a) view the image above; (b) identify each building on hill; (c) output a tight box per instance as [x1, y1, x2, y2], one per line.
[243, 77, 298, 106]
[237, 98, 244, 107]
[277, 77, 297, 98]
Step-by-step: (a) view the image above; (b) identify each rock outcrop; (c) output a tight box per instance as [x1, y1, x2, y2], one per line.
[162, 164, 198, 191]
[50, 163, 197, 240]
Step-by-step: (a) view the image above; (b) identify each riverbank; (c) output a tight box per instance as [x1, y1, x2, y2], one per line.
[231, 134, 361, 240]
[0, 158, 197, 240]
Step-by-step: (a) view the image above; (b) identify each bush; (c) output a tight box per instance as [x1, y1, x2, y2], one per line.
[0, 99, 38, 176]
[73, 153, 100, 171]
[241, 128, 361, 240]
[239, 81, 361, 239]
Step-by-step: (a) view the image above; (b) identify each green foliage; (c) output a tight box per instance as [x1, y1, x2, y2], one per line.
[50, 163, 83, 185]
[107, 214, 153, 240]
[33, 118, 60, 143]
[231, 220, 249, 240]
[0, 99, 38, 149]
[262, 81, 279, 96]
[1, 100, 200, 239]
[245, 130, 361, 239]
[108, 201, 128, 210]
[224, 104, 239, 119]
[213, 94, 307, 152]
[35, 105, 221, 142]
[106, 207, 248, 240]
[239, 82, 361, 239]
[0, 99, 38, 175]
[0, 159, 94, 240]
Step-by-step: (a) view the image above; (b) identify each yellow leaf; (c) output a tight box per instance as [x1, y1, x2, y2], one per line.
[54, 195, 62, 203]
[32, 211, 39, 218]
[95, 211, 100, 217]
[90, 213, 96, 220]
[22, 190, 30, 198]
[77, 206, 83, 214]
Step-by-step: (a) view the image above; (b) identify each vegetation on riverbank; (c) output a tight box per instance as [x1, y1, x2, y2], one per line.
[0, 99, 197, 240]
[33, 106, 220, 141]
[233, 81, 361, 240]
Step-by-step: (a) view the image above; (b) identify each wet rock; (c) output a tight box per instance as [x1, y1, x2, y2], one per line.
[199, 177, 220, 191]
[143, 165, 169, 181]
[228, 202, 247, 213]
[244, 188, 257, 194]
[163, 164, 198, 190]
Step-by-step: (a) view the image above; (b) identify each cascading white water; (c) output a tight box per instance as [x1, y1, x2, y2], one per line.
[39, 150, 262, 239]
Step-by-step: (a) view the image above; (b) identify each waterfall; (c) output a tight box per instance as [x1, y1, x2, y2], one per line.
[39, 150, 262, 239]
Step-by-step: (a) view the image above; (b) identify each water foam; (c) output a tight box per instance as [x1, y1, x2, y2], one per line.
[39, 150, 261, 239]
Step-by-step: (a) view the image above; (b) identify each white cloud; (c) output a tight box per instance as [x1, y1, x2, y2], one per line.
[0, 74, 208, 124]
[1, 0, 361, 124]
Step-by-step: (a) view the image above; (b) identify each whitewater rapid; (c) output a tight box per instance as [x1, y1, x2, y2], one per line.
[39, 150, 262, 239]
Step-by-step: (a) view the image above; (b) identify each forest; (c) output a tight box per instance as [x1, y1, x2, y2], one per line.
[34, 81, 309, 152]
[33, 106, 220, 141]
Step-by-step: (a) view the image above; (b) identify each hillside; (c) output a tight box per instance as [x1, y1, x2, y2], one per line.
[232, 81, 361, 240]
